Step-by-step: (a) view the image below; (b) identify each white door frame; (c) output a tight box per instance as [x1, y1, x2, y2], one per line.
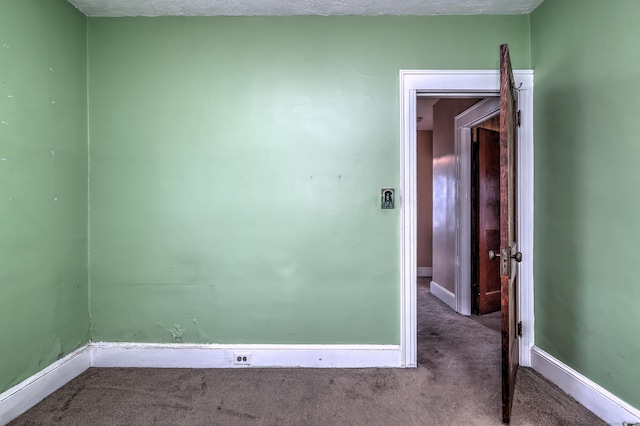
[399, 70, 534, 368]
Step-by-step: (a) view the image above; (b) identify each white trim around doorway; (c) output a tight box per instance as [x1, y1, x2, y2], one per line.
[399, 70, 534, 368]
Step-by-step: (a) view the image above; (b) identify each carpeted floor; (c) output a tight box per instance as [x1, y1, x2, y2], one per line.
[9, 281, 605, 425]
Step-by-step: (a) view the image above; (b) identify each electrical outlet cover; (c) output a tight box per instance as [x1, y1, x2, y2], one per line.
[233, 353, 252, 365]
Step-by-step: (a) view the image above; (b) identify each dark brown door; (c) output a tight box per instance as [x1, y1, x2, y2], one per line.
[498, 43, 521, 424]
[474, 127, 501, 315]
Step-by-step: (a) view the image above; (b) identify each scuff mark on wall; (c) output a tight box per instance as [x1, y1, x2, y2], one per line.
[49, 338, 62, 364]
[56, 344, 65, 361]
[167, 324, 184, 342]
[48, 67, 54, 72]
[192, 319, 207, 343]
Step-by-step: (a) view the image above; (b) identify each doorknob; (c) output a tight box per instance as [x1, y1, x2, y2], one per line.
[489, 250, 523, 262]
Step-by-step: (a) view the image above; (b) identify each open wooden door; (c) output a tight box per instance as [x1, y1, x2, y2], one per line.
[496, 43, 522, 424]
[473, 127, 501, 315]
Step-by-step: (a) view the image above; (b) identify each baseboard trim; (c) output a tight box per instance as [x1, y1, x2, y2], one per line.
[430, 280, 456, 311]
[417, 267, 432, 277]
[90, 342, 403, 369]
[0, 345, 91, 425]
[531, 346, 640, 426]
[5, 344, 640, 425]
[0, 342, 402, 424]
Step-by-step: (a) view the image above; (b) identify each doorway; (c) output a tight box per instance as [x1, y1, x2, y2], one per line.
[398, 70, 534, 368]
[416, 96, 484, 305]
[416, 99, 501, 326]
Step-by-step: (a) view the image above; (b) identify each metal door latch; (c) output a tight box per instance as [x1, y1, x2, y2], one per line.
[488, 248, 523, 276]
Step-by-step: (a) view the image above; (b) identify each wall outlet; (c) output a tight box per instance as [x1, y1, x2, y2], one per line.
[233, 353, 251, 365]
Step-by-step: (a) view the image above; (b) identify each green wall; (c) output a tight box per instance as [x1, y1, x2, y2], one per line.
[0, 0, 88, 393]
[87, 16, 530, 344]
[3, 0, 639, 414]
[531, 0, 640, 408]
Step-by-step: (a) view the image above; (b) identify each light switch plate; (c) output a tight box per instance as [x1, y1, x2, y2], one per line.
[381, 188, 395, 209]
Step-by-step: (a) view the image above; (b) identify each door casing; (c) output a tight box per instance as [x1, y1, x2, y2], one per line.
[399, 70, 534, 368]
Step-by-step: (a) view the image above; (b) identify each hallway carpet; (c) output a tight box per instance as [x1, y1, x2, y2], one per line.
[9, 282, 605, 425]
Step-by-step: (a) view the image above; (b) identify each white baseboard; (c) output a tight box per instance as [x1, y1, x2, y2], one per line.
[0, 346, 91, 425]
[430, 280, 456, 311]
[417, 267, 433, 277]
[8, 343, 639, 426]
[531, 346, 640, 426]
[0, 342, 401, 424]
[90, 343, 402, 368]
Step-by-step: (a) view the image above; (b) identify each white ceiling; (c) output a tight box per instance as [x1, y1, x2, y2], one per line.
[66, 0, 544, 17]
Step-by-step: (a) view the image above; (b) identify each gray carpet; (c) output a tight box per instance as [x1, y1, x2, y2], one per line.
[9, 282, 605, 425]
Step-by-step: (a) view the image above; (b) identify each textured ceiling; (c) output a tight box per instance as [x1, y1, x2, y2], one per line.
[66, 0, 544, 17]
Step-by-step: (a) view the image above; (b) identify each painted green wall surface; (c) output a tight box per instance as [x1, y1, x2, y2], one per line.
[0, 1, 88, 393]
[531, 0, 640, 408]
[87, 16, 530, 344]
[4, 0, 640, 415]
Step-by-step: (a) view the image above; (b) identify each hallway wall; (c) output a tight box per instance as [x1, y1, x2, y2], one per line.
[417, 130, 433, 271]
[431, 98, 479, 293]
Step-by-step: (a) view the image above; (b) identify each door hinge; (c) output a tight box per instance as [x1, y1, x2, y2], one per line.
[517, 321, 523, 337]
[516, 110, 521, 127]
